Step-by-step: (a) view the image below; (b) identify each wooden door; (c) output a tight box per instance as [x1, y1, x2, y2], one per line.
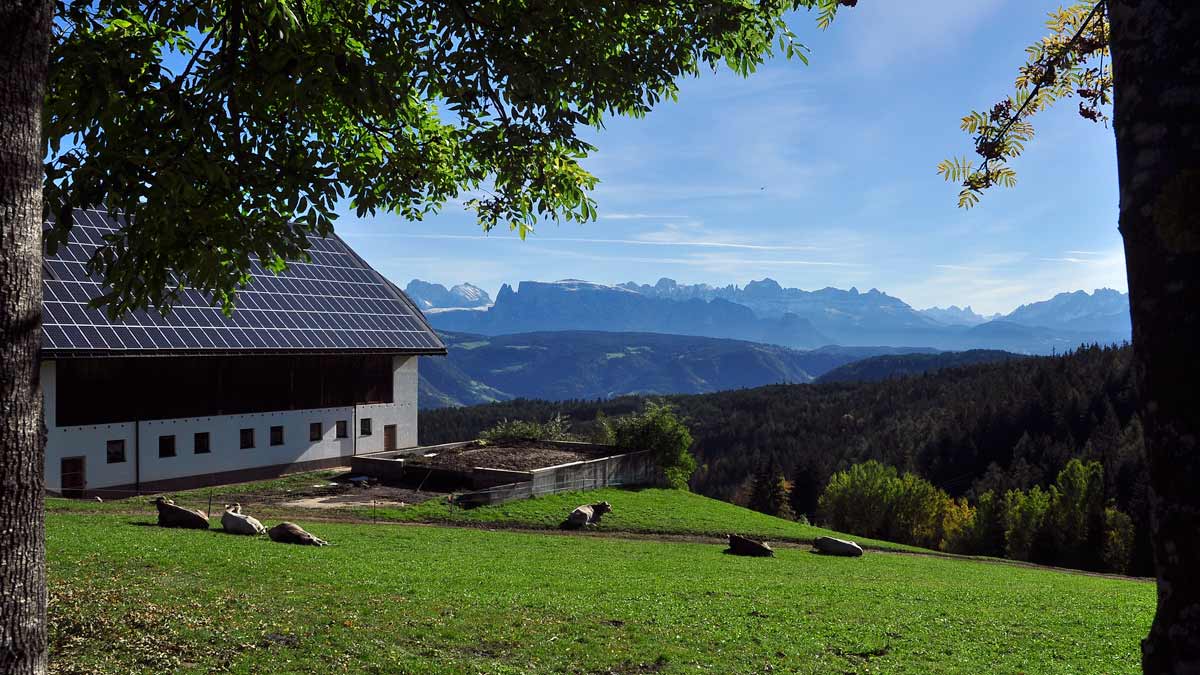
[384, 424, 397, 451]
[61, 457, 86, 498]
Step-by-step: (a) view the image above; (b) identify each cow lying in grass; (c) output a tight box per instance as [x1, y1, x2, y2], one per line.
[813, 536, 864, 557]
[153, 497, 209, 529]
[562, 501, 612, 529]
[726, 533, 774, 557]
[221, 503, 266, 536]
[268, 522, 328, 546]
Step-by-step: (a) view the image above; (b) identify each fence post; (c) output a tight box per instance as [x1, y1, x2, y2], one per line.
[208, 489, 213, 516]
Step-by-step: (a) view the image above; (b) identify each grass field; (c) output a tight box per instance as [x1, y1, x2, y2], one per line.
[48, 510, 1152, 675]
[365, 487, 928, 552]
[46, 472, 922, 552]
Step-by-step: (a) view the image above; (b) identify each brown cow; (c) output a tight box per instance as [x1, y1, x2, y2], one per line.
[725, 533, 774, 557]
[152, 497, 209, 529]
[268, 522, 328, 546]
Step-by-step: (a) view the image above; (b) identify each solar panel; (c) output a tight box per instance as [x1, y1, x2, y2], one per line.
[41, 208, 446, 356]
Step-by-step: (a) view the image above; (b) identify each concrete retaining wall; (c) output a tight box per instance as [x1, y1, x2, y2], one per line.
[347, 441, 467, 482]
[350, 441, 661, 506]
[455, 450, 660, 507]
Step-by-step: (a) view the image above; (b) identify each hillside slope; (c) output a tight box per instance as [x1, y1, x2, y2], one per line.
[421, 344, 1152, 573]
[816, 349, 1026, 383]
[419, 331, 935, 408]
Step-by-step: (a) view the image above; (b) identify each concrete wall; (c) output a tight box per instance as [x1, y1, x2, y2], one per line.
[455, 451, 660, 507]
[43, 355, 422, 494]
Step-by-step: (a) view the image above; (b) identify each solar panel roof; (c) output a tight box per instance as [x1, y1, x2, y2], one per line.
[41, 208, 446, 357]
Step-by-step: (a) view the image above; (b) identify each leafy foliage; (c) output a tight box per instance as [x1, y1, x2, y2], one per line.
[605, 401, 697, 490]
[938, 1, 1110, 208]
[1104, 507, 1136, 575]
[818, 461, 898, 542]
[817, 461, 959, 551]
[478, 414, 571, 445]
[993, 459, 1120, 569]
[815, 457, 1131, 572]
[43, 0, 852, 315]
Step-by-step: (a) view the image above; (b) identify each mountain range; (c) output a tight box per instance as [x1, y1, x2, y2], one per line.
[414, 277, 1130, 354]
[418, 331, 934, 408]
[917, 305, 996, 326]
[405, 280, 491, 310]
[425, 279, 833, 349]
[1003, 288, 1130, 333]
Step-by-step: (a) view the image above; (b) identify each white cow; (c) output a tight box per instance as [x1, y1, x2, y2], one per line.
[813, 536, 864, 557]
[221, 503, 267, 536]
[563, 501, 612, 529]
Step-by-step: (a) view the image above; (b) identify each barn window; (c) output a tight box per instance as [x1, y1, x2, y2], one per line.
[158, 435, 176, 458]
[270, 425, 284, 446]
[194, 432, 210, 454]
[240, 428, 255, 449]
[309, 422, 323, 442]
[336, 420, 348, 439]
[106, 439, 126, 464]
[360, 418, 372, 436]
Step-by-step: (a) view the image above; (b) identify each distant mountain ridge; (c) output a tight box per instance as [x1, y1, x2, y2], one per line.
[405, 280, 491, 310]
[918, 305, 995, 326]
[1004, 288, 1129, 333]
[419, 331, 934, 408]
[617, 277, 944, 346]
[426, 279, 833, 349]
[419, 277, 1130, 354]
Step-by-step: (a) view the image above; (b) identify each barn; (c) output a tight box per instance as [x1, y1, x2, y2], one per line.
[40, 209, 446, 496]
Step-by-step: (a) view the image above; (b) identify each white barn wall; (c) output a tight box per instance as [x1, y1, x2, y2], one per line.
[395, 355, 419, 447]
[43, 355, 422, 493]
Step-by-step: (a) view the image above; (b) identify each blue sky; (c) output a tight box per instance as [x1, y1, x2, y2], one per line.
[336, 1, 1124, 316]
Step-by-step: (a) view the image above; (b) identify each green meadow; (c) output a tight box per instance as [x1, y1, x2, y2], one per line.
[47, 485, 1153, 674]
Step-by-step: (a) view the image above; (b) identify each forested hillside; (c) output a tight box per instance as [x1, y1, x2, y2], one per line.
[420, 344, 1150, 573]
[815, 349, 1025, 383]
[420, 331, 933, 408]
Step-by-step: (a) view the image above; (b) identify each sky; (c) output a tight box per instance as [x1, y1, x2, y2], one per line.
[335, 1, 1125, 316]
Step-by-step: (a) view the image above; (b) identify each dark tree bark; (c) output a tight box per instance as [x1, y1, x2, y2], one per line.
[0, 1, 52, 674]
[1109, 2, 1200, 672]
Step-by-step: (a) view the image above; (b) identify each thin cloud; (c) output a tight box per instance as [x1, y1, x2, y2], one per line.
[1040, 257, 1096, 264]
[339, 231, 822, 252]
[1040, 250, 1125, 266]
[599, 213, 690, 220]
[526, 247, 862, 268]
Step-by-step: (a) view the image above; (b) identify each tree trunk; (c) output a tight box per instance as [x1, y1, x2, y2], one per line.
[0, 1, 51, 674]
[1109, 2, 1200, 673]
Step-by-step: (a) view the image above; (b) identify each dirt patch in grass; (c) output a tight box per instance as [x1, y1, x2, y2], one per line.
[406, 441, 613, 472]
[194, 472, 444, 512]
[281, 484, 441, 510]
